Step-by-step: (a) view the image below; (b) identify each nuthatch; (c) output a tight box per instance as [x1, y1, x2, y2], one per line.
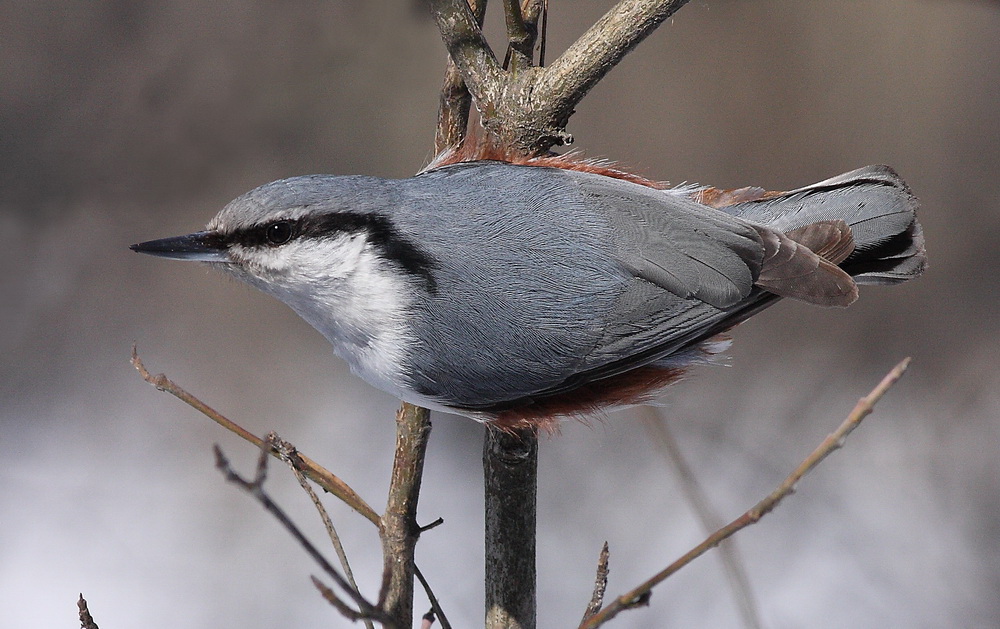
[132, 150, 925, 430]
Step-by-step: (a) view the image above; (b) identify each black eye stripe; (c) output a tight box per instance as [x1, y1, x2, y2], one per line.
[226, 212, 437, 293]
[229, 219, 300, 248]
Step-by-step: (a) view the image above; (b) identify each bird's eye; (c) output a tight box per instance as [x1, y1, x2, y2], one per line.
[265, 221, 294, 246]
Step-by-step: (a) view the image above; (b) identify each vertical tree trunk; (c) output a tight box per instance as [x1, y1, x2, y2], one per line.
[484, 427, 538, 629]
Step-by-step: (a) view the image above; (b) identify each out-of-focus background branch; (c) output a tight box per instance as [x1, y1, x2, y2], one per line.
[3, 2, 998, 627]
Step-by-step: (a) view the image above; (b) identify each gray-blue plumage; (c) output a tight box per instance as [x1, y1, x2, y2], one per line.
[131, 160, 925, 421]
[390, 162, 768, 408]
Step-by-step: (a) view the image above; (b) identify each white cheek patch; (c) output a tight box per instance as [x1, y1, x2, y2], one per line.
[229, 232, 418, 401]
[230, 233, 365, 282]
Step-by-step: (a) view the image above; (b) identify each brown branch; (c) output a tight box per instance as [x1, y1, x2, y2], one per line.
[78, 594, 99, 629]
[580, 542, 611, 624]
[435, 0, 488, 152]
[379, 403, 433, 626]
[269, 433, 374, 629]
[428, 0, 504, 112]
[214, 443, 396, 626]
[133, 348, 444, 627]
[130, 345, 381, 526]
[429, 0, 692, 153]
[311, 575, 372, 622]
[532, 0, 691, 133]
[580, 358, 912, 629]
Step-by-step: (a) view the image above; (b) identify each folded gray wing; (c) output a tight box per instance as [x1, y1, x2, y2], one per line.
[398, 163, 771, 409]
[570, 172, 765, 308]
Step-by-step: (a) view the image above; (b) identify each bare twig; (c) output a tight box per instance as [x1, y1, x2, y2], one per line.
[130, 345, 380, 525]
[310, 575, 372, 623]
[532, 0, 690, 135]
[416, 565, 454, 629]
[78, 594, 99, 629]
[214, 443, 396, 626]
[580, 542, 611, 624]
[268, 433, 374, 629]
[379, 403, 433, 626]
[643, 412, 762, 629]
[580, 358, 912, 629]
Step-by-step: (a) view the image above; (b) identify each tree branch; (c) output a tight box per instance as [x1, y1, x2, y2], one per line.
[580, 358, 912, 629]
[435, 0, 488, 152]
[532, 0, 691, 131]
[429, 0, 692, 153]
[379, 403, 433, 626]
[428, 0, 504, 113]
[130, 345, 381, 526]
[503, 0, 534, 71]
[214, 443, 395, 626]
[273, 434, 374, 629]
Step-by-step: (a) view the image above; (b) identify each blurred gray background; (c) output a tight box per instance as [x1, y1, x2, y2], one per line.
[2, 1, 998, 627]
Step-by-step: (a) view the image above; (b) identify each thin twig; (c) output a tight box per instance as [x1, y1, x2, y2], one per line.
[416, 565, 453, 629]
[580, 358, 912, 629]
[268, 433, 375, 629]
[418, 517, 445, 533]
[214, 443, 396, 626]
[78, 594, 99, 629]
[311, 575, 371, 622]
[537, 0, 548, 67]
[580, 542, 610, 624]
[130, 345, 380, 525]
[643, 412, 762, 629]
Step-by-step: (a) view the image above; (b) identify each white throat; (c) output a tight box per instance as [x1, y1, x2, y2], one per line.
[230, 233, 418, 400]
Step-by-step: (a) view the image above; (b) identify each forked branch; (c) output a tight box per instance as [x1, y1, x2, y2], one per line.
[214, 442, 396, 626]
[428, 0, 692, 152]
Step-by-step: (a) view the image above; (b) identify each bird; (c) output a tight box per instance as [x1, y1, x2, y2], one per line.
[132, 148, 925, 431]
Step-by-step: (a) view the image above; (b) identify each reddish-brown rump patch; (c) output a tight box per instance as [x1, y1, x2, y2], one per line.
[486, 364, 687, 434]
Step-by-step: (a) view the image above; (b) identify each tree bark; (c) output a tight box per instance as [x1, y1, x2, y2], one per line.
[380, 403, 432, 626]
[484, 427, 538, 629]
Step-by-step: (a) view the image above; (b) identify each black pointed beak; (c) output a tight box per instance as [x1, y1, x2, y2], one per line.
[130, 231, 230, 262]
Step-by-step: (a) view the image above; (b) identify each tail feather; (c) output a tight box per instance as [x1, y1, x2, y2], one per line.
[752, 221, 858, 307]
[717, 165, 926, 288]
